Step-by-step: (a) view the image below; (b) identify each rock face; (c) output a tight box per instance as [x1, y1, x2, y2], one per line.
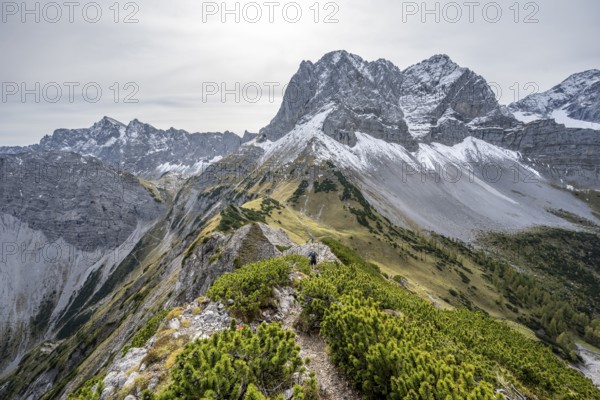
[0, 151, 166, 376]
[259, 51, 508, 151]
[474, 120, 600, 188]
[509, 70, 600, 124]
[0, 117, 256, 179]
[0, 151, 161, 249]
[176, 223, 294, 304]
[258, 50, 600, 189]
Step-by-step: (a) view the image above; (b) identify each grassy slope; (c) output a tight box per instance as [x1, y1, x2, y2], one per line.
[236, 165, 600, 369]
[240, 173, 513, 322]
[571, 189, 600, 219]
[236, 164, 599, 355]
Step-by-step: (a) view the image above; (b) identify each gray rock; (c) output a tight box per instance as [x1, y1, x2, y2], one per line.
[168, 318, 180, 330]
[0, 117, 256, 179]
[509, 69, 600, 123]
[474, 119, 600, 188]
[204, 303, 219, 313]
[0, 151, 165, 376]
[114, 347, 146, 373]
[147, 376, 159, 391]
[175, 223, 294, 304]
[284, 243, 339, 264]
[104, 371, 127, 389]
[284, 388, 294, 400]
[274, 287, 295, 317]
[123, 372, 139, 389]
[100, 385, 115, 400]
[259, 51, 505, 152]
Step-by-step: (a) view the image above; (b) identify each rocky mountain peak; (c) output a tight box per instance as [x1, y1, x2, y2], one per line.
[242, 130, 257, 142]
[97, 116, 126, 128]
[125, 118, 150, 136]
[557, 69, 600, 93]
[402, 54, 464, 85]
[509, 69, 600, 125]
[258, 51, 407, 145]
[1, 118, 251, 179]
[259, 51, 504, 147]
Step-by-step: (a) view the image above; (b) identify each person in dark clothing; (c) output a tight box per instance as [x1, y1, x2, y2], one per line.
[308, 250, 317, 267]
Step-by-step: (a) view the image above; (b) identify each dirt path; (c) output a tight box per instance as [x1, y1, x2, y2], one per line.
[283, 305, 361, 400]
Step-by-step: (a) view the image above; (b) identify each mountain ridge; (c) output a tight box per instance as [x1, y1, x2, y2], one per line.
[509, 69, 600, 128]
[255, 50, 600, 189]
[0, 117, 257, 179]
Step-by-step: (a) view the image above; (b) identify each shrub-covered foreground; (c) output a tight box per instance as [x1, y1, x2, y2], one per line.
[207, 256, 302, 321]
[152, 322, 316, 400]
[71, 244, 600, 400]
[300, 239, 600, 400]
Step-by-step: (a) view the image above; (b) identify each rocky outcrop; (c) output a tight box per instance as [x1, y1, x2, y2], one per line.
[100, 300, 233, 400]
[283, 243, 339, 263]
[474, 120, 600, 188]
[175, 223, 295, 304]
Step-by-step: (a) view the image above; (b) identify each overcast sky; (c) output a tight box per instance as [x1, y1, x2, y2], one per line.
[1, 0, 599, 145]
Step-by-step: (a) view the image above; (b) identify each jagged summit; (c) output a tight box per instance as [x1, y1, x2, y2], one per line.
[402, 54, 464, 82]
[253, 51, 600, 190]
[316, 49, 360, 63]
[315, 50, 459, 73]
[259, 50, 503, 147]
[0, 117, 255, 178]
[96, 116, 126, 127]
[409, 53, 457, 68]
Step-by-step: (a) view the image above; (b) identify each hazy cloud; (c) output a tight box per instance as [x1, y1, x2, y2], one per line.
[1, 0, 599, 145]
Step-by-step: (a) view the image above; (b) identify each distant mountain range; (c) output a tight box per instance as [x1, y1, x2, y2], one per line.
[0, 117, 256, 179]
[2, 52, 599, 187]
